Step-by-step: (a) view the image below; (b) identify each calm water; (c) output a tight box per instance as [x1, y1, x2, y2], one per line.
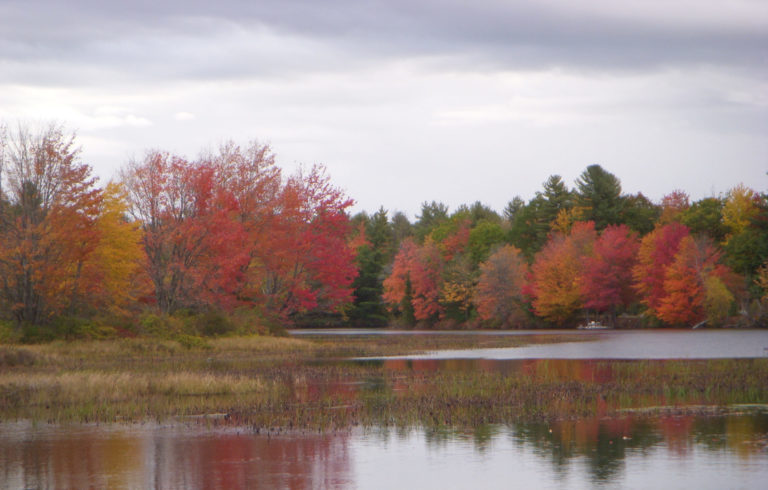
[4, 330, 767, 488]
[292, 328, 768, 360]
[2, 412, 767, 489]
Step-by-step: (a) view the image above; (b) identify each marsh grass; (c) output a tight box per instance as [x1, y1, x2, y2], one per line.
[1, 335, 767, 429]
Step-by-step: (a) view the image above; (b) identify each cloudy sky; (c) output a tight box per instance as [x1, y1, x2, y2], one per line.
[1, 0, 766, 218]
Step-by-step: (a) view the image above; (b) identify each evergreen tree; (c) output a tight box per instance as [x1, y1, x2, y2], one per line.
[681, 197, 727, 243]
[507, 195, 549, 260]
[414, 201, 448, 242]
[349, 207, 391, 326]
[390, 211, 413, 258]
[575, 164, 623, 230]
[620, 192, 659, 235]
[541, 174, 573, 222]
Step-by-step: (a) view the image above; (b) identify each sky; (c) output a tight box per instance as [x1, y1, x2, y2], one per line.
[1, 0, 766, 218]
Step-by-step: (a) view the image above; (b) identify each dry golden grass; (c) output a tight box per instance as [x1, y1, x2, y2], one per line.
[1, 335, 767, 429]
[0, 371, 263, 400]
[211, 335, 316, 353]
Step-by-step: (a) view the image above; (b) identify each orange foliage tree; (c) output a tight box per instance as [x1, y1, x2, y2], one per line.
[632, 222, 690, 315]
[383, 238, 419, 324]
[475, 245, 529, 328]
[0, 124, 102, 326]
[658, 190, 690, 225]
[530, 221, 597, 325]
[656, 236, 738, 326]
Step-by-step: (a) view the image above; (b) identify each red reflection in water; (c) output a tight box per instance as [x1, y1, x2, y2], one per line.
[0, 413, 766, 489]
[0, 426, 352, 490]
[152, 431, 352, 489]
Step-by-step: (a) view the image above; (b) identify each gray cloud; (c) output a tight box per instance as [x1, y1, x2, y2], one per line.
[2, 0, 766, 86]
[1, 1, 766, 216]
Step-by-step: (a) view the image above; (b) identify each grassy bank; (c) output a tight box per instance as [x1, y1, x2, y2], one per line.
[1, 335, 767, 429]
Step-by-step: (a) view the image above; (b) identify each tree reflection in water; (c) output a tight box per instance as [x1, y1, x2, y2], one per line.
[1, 412, 766, 488]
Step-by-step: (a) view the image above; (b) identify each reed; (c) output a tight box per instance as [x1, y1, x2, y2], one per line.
[1, 336, 766, 429]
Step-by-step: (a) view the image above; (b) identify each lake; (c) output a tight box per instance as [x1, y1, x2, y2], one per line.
[292, 328, 768, 359]
[2, 412, 767, 489]
[2, 329, 767, 489]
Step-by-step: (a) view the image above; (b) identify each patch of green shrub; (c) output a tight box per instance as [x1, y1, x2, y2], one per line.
[194, 310, 236, 337]
[0, 320, 20, 344]
[175, 334, 212, 350]
[138, 313, 184, 338]
[20, 323, 57, 343]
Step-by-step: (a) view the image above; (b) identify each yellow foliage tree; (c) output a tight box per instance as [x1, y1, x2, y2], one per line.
[703, 275, 734, 326]
[81, 182, 146, 313]
[440, 256, 475, 319]
[722, 184, 758, 243]
[550, 208, 577, 235]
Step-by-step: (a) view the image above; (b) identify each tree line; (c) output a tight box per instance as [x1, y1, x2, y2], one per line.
[351, 166, 768, 329]
[0, 124, 357, 339]
[1, 123, 766, 340]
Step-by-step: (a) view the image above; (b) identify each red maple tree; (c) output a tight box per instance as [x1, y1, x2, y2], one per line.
[581, 224, 639, 316]
[632, 222, 690, 314]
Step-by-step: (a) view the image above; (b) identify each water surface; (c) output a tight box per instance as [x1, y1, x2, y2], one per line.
[2, 413, 767, 489]
[292, 329, 768, 360]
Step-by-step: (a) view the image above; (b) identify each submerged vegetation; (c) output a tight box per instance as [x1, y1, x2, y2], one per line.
[1, 335, 767, 430]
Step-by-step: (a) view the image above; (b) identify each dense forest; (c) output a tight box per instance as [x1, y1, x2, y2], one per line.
[1, 124, 766, 340]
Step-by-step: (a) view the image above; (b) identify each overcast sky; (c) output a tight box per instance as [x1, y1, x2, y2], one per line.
[1, 0, 766, 218]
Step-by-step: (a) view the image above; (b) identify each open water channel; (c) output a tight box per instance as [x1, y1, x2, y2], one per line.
[2, 329, 767, 489]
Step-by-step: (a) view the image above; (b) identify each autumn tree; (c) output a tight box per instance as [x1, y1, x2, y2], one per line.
[658, 190, 690, 225]
[121, 151, 250, 313]
[440, 254, 475, 322]
[655, 236, 731, 326]
[475, 245, 529, 328]
[78, 182, 146, 314]
[530, 221, 597, 325]
[632, 222, 690, 315]
[722, 184, 759, 241]
[122, 143, 358, 322]
[437, 218, 470, 261]
[213, 140, 281, 232]
[0, 123, 102, 326]
[581, 225, 639, 323]
[422, 217, 473, 322]
[254, 165, 357, 317]
[703, 275, 735, 326]
[721, 187, 768, 281]
[209, 141, 282, 307]
[383, 238, 419, 325]
[383, 237, 444, 323]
